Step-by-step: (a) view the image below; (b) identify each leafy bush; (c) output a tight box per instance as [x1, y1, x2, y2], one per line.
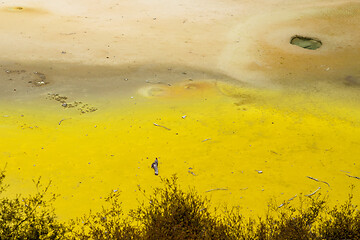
[318, 189, 360, 239]
[130, 176, 231, 240]
[0, 169, 68, 240]
[72, 176, 360, 240]
[72, 176, 231, 239]
[253, 196, 326, 240]
[70, 189, 140, 240]
[1, 169, 359, 240]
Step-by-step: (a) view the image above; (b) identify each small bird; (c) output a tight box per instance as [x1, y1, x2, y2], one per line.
[151, 158, 159, 175]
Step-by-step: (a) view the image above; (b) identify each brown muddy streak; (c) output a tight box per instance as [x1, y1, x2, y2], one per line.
[0, 61, 239, 102]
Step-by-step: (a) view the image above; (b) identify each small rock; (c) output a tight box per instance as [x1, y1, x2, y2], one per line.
[35, 81, 46, 86]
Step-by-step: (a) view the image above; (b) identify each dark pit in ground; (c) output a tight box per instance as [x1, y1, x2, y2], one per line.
[290, 35, 322, 50]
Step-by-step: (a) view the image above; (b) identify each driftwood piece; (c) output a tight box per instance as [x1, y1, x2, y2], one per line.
[153, 123, 171, 131]
[305, 187, 321, 197]
[278, 194, 297, 208]
[306, 176, 330, 187]
[346, 174, 360, 180]
[58, 118, 71, 125]
[205, 188, 228, 193]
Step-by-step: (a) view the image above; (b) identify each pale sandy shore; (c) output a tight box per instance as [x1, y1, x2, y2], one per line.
[0, 0, 359, 95]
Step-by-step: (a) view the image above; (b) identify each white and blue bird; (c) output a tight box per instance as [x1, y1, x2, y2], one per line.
[151, 158, 159, 176]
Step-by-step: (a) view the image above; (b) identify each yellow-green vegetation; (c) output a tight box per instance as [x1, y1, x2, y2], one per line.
[0, 170, 68, 239]
[69, 176, 360, 239]
[1, 172, 359, 239]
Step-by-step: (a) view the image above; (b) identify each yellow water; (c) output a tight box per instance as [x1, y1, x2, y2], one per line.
[1, 79, 360, 220]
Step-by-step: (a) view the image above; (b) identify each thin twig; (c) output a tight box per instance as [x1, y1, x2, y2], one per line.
[202, 138, 211, 142]
[205, 188, 228, 193]
[13, 180, 52, 233]
[153, 123, 171, 130]
[346, 174, 360, 180]
[60, 32, 76, 35]
[278, 203, 285, 208]
[306, 176, 330, 187]
[59, 118, 71, 125]
[305, 187, 321, 197]
[278, 194, 297, 208]
[288, 194, 297, 201]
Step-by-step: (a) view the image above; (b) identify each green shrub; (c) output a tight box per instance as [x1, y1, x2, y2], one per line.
[130, 176, 231, 240]
[253, 196, 326, 240]
[72, 176, 232, 239]
[1, 169, 359, 240]
[67, 176, 360, 240]
[318, 189, 360, 239]
[69, 189, 140, 240]
[0, 169, 68, 240]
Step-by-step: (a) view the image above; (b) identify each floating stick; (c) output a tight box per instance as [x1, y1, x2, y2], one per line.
[153, 123, 171, 131]
[58, 118, 71, 125]
[305, 187, 321, 197]
[205, 188, 228, 193]
[306, 176, 330, 187]
[278, 194, 297, 208]
[346, 174, 360, 180]
[288, 194, 297, 201]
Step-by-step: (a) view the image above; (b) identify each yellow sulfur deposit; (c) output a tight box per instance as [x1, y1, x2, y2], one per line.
[1, 77, 360, 220]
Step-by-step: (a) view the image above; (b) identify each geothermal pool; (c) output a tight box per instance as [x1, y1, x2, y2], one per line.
[0, 0, 360, 220]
